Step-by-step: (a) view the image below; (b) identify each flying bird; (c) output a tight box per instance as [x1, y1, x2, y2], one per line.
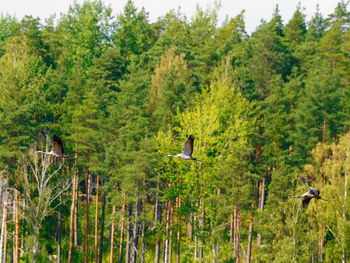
[37, 135, 72, 160]
[166, 135, 199, 161]
[292, 187, 327, 208]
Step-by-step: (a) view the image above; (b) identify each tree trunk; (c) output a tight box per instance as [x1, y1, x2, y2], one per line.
[169, 201, 173, 263]
[68, 151, 78, 263]
[257, 178, 265, 246]
[234, 207, 241, 262]
[0, 199, 8, 263]
[140, 198, 146, 263]
[98, 194, 106, 263]
[163, 200, 170, 263]
[154, 177, 162, 263]
[95, 175, 99, 263]
[84, 165, 90, 263]
[230, 212, 234, 243]
[130, 200, 142, 263]
[246, 213, 254, 263]
[74, 170, 79, 246]
[109, 205, 116, 263]
[56, 209, 62, 263]
[176, 196, 181, 263]
[198, 199, 204, 260]
[14, 187, 20, 263]
[118, 203, 126, 263]
[125, 204, 132, 263]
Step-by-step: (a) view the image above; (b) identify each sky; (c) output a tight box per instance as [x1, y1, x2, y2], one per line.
[0, 0, 342, 33]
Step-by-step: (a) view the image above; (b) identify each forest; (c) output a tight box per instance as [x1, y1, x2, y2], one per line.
[0, 0, 350, 262]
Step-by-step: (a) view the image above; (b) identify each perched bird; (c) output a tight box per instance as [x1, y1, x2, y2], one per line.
[166, 135, 199, 161]
[292, 187, 327, 208]
[37, 135, 71, 160]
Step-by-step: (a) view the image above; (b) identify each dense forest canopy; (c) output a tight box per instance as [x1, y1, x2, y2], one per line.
[1, 0, 350, 262]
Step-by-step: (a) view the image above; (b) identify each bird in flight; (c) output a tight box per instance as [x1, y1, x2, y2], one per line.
[292, 187, 327, 208]
[37, 135, 72, 160]
[166, 135, 200, 161]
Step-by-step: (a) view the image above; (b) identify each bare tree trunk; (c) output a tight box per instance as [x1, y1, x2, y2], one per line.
[257, 178, 265, 246]
[154, 177, 161, 263]
[230, 212, 234, 244]
[84, 165, 90, 263]
[95, 175, 99, 263]
[125, 204, 132, 263]
[198, 199, 204, 260]
[176, 196, 181, 263]
[140, 218, 146, 263]
[246, 213, 254, 263]
[234, 207, 241, 263]
[163, 200, 170, 263]
[14, 187, 20, 263]
[68, 151, 78, 263]
[119, 204, 126, 263]
[110, 205, 116, 263]
[140, 198, 146, 263]
[56, 208, 62, 263]
[0, 199, 8, 263]
[74, 170, 78, 246]
[98, 194, 106, 263]
[169, 201, 173, 263]
[130, 200, 142, 263]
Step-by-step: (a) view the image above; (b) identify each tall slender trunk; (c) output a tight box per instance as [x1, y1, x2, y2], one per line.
[56, 208, 62, 263]
[74, 170, 79, 246]
[246, 213, 254, 263]
[84, 165, 90, 263]
[140, 197, 146, 263]
[168, 201, 173, 263]
[342, 157, 348, 263]
[176, 195, 181, 263]
[118, 203, 126, 263]
[154, 177, 161, 263]
[230, 212, 234, 243]
[234, 207, 241, 262]
[130, 200, 142, 263]
[68, 151, 78, 263]
[98, 194, 106, 263]
[140, 217, 146, 263]
[125, 204, 133, 263]
[110, 205, 116, 263]
[163, 200, 170, 263]
[0, 199, 8, 263]
[257, 178, 265, 246]
[14, 187, 20, 263]
[95, 175, 99, 263]
[68, 175, 75, 263]
[198, 199, 204, 260]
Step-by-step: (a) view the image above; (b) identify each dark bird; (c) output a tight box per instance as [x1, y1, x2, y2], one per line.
[292, 187, 327, 208]
[37, 135, 72, 160]
[166, 135, 199, 161]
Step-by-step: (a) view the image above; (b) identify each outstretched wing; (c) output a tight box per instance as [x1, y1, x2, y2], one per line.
[53, 135, 64, 156]
[309, 187, 320, 197]
[302, 197, 311, 208]
[183, 135, 194, 156]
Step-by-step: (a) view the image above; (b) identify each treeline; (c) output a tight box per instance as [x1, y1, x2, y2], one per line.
[0, 0, 350, 262]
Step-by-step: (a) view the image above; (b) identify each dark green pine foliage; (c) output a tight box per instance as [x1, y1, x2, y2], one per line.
[2, 1, 350, 261]
[0, 36, 48, 169]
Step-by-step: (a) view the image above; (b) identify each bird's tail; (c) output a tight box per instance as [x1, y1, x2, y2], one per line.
[292, 196, 301, 198]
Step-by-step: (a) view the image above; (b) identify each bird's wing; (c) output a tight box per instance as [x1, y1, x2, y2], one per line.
[309, 187, 320, 196]
[302, 197, 311, 208]
[183, 135, 194, 156]
[53, 135, 64, 155]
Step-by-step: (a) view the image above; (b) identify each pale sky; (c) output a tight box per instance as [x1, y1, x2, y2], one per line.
[0, 0, 342, 33]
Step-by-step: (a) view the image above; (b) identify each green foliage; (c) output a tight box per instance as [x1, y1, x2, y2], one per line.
[1, 1, 350, 261]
